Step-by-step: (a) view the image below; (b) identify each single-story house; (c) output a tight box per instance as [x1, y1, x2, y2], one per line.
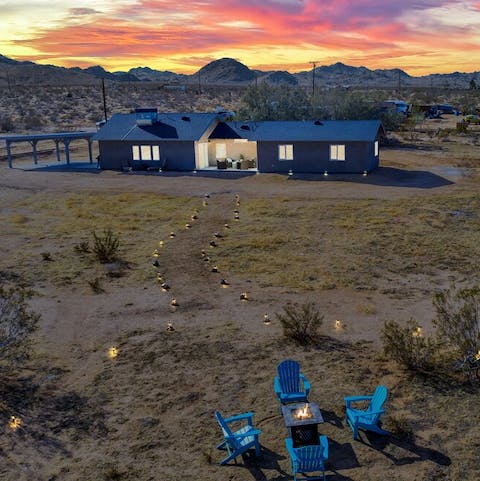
[93, 108, 384, 174]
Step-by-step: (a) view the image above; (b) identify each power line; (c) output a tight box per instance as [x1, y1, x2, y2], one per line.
[309, 60, 321, 99]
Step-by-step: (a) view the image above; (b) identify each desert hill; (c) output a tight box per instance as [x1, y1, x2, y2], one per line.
[0, 53, 479, 88]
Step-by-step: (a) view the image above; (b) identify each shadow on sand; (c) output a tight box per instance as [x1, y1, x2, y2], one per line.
[17, 161, 101, 173]
[289, 167, 454, 188]
[121, 169, 258, 180]
[15, 164, 456, 188]
[225, 445, 289, 481]
[361, 431, 451, 467]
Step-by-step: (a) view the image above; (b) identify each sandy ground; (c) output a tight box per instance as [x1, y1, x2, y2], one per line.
[0, 134, 479, 480]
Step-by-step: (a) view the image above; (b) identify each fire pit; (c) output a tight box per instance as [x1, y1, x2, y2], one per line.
[282, 402, 324, 447]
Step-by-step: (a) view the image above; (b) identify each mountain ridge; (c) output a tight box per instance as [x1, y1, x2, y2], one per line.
[0, 54, 479, 88]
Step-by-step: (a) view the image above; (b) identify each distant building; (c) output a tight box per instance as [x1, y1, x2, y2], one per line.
[93, 108, 384, 174]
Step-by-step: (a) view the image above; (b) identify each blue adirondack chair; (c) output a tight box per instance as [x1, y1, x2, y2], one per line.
[274, 359, 311, 405]
[214, 411, 261, 465]
[285, 435, 329, 481]
[344, 385, 389, 440]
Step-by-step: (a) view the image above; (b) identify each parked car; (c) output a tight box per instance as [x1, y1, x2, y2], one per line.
[464, 114, 480, 124]
[436, 104, 456, 115]
[382, 100, 409, 115]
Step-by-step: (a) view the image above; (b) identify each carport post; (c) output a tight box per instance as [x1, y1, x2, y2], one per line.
[30, 140, 38, 164]
[87, 139, 93, 163]
[6, 140, 13, 168]
[54, 139, 61, 162]
[63, 138, 71, 165]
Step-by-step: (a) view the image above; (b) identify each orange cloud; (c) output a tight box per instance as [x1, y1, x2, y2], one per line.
[5, 0, 480, 75]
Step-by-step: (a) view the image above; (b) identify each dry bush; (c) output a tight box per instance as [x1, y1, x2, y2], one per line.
[92, 229, 120, 264]
[381, 319, 437, 371]
[433, 284, 480, 359]
[276, 301, 324, 345]
[87, 278, 104, 294]
[0, 285, 39, 365]
[386, 414, 415, 443]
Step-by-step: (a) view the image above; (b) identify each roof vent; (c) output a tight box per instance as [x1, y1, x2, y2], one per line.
[240, 124, 250, 130]
[314, 120, 323, 125]
[181, 116, 191, 122]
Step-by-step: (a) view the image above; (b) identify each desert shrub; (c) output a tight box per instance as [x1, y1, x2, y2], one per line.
[379, 110, 405, 131]
[88, 278, 104, 294]
[41, 251, 52, 261]
[0, 116, 15, 132]
[381, 319, 437, 371]
[92, 229, 120, 264]
[276, 302, 323, 345]
[74, 241, 90, 254]
[386, 414, 415, 443]
[23, 114, 43, 130]
[0, 285, 39, 364]
[432, 285, 480, 359]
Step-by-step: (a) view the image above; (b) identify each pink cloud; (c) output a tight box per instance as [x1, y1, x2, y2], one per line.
[11, 0, 480, 74]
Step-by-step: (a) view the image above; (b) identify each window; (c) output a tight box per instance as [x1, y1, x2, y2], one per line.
[216, 143, 226, 158]
[132, 145, 140, 161]
[279, 144, 293, 161]
[329, 144, 345, 161]
[374, 140, 379, 157]
[132, 145, 161, 161]
[141, 145, 151, 161]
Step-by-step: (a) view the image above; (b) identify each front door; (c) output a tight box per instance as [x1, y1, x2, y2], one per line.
[196, 142, 209, 169]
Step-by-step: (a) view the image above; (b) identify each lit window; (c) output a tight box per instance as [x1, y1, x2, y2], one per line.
[152, 145, 160, 160]
[374, 141, 379, 157]
[330, 144, 345, 161]
[279, 144, 293, 161]
[141, 145, 151, 160]
[216, 143, 226, 158]
[132, 145, 140, 160]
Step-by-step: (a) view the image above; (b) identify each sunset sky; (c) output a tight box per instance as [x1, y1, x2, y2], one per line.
[2, 0, 480, 75]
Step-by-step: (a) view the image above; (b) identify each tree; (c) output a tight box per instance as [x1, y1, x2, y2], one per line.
[0, 285, 39, 364]
[237, 84, 311, 121]
[469, 78, 477, 90]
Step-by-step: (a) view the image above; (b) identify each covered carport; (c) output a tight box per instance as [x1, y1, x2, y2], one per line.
[1, 131, 96, 168]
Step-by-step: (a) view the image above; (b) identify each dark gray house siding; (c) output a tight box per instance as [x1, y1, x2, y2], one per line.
[98, 141, 132, 170]
[98, 141, 196, 170]
[257, 141, 376, 173]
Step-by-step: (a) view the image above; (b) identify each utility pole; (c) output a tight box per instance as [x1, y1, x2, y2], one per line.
[309, 60, 320, 101]
[101, 78, 108, 122]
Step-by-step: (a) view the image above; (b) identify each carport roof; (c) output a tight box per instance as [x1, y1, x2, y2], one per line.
[209, 120, 384, 142]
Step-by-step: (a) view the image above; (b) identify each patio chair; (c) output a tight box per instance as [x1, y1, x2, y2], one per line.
[274, 359, 311, 405]
[214, 410, 261, 465]
[344, 385, 389, 440]
[285, 435, 329, 481]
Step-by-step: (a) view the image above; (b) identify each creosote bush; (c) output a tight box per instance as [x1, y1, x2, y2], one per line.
[432, 284, 480, 359]
[276, 302, 324, 345]
[74, 241, 90, 254]
[381, 319, 437, 371]
[0, 285, 39, 364]
[386, 414, 415, 443]
[92, 229, 120, 264]
[88, 278, 104, 294]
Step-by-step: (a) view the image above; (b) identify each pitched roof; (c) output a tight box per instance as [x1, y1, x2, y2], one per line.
[209, 120, 383, 142]
[93, 112, 218, 142]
